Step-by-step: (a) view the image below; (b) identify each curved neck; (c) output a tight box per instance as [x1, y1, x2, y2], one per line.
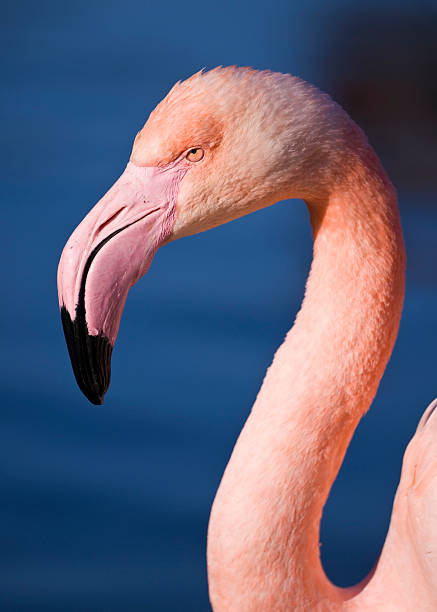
[207, 152, 405, 611]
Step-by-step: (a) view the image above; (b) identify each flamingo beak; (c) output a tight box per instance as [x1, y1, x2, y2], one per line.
[57, 161, 187, 404]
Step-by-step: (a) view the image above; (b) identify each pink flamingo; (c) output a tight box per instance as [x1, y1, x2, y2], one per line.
[58, 67, 437, 610]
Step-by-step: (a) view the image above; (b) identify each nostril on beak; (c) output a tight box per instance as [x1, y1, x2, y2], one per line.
[96, 207, 127, 235]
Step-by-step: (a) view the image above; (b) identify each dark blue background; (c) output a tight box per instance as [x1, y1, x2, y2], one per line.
[2, 1, 437, 610]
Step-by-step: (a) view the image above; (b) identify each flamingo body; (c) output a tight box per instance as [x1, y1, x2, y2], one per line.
[57, 67, 437, 610]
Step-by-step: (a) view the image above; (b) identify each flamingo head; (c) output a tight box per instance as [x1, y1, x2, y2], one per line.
[57, 66, 353, 404]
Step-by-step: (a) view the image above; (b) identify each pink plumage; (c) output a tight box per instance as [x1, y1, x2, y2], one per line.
[58, 67, 437, 609]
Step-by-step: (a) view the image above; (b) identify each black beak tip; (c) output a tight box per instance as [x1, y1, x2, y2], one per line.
[86, 389, 105, 406]
[60, 305, 113, 405]
[89, 393, 105, 406]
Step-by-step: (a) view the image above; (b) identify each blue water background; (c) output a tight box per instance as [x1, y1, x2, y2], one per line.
[2, 1, 437, 609]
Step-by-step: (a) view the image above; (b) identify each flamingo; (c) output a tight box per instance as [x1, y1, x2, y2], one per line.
[57, 67, 437, 610]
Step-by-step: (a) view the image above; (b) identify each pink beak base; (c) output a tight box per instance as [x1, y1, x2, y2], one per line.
[57, 161, 187, 404]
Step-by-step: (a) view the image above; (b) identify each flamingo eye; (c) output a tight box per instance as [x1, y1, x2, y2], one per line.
[186, 147, 204, 162]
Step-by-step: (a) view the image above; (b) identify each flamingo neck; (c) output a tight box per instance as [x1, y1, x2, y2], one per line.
[207, 151, 405, 611]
